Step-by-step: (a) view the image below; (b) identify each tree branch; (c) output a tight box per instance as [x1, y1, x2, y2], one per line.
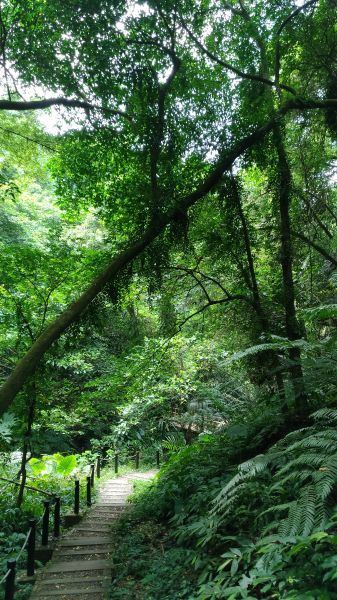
[293, 231, 337, 268]
[177, 295, 251, 331]
[180, 16, 297, 95]
[0, 97, 133, 121]
[275, 0, 318, 90]
[0, 124, 55, 151]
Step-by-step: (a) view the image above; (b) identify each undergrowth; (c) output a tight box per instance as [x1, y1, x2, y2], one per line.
[108, 407, 337, 599]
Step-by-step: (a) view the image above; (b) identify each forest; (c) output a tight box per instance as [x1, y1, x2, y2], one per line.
[0, 0, 337, 598]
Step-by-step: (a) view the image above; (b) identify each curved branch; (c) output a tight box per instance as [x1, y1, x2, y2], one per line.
[177, 295, 252, 331]
[0, 97, 132, 121]
[180, 17, 297, 95]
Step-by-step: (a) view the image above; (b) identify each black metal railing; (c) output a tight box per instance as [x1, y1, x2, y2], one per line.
[0, 459, 100, 600]
[0, 449, 162, 599]
[101, 448, 162, 474]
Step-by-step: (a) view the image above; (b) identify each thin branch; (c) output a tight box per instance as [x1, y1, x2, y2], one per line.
[293, 231, 337, 268]
[171, 265, 253, 325]
[275, 0, 318, 89]
[189, 270, 212, 302]
[194, 269, 232, 297]
[0, 124, 55, 151]
[124, 37, 178, 63]
[223, 2, 244, 17]
[177, 295, 251, 331]
[1, 65, 26, 100]
[0, 5, 10, 100]
[323, 201, 337, 227]
[180, 17, 297, 95]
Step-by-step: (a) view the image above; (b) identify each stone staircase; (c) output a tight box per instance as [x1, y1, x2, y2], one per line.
[29, 470, 157, 600]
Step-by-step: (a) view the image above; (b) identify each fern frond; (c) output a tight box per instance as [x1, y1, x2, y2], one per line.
[286, 434, 337, 454]
[259, 502, 293, 518]
[299, 486, 319, 537]
[271, 468, 314, 490]
[311, 408, 337, 424]
[276, 454, 325, 476]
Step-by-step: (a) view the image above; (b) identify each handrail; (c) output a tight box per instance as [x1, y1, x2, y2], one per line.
[15, 526, 32, 562]
[0, 569, 10, 586]
[0, 449, 161, 598]
[0, 476, 55, 497]
[0, 458, 102, 594]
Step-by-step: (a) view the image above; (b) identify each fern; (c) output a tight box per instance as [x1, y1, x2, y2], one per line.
[311, 408, 337, 423]
[162, 431, 186, 453]
[212, 409, 337, 540]
[223, 337, 315, 365]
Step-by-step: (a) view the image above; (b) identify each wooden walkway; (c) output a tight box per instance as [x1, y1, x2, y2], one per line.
[29, 470, 157, 600]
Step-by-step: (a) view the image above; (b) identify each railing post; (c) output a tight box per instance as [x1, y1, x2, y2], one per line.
[54, 497, 61, 538]
[135, 451, 140, 469]
[42, 500, 50, 546]
[156, 450, 160, 468]
[96, 456, 101, 479]
[5, 559, 16, 600]
[90, 464, 95, 488]
[74, 480, 80, 515]
[114, 453, 119, 474]
[27, 519, 36, 577]
[86, 476, 91, 507]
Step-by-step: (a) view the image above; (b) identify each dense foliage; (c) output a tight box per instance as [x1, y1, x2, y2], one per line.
[0, 0, 336, 597]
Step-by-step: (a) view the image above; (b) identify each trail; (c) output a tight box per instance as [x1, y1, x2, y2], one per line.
[29, 470, 157, 600]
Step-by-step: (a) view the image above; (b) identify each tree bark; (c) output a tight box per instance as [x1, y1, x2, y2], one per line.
[231, 176, 285, 397]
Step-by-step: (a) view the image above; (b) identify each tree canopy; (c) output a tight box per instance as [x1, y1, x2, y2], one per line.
[0, 2, 337, 595]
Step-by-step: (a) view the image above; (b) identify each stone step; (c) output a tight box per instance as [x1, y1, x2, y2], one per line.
[32, 588, 106, 597]
[59, 537, 111, 547]
[29, 473, 158, 599]
[38, 576, 110, 586]
[73, 526, 111, 533]
[53, 548, 110, 557]
[95, 502, 125, 506]
[45, 559, 110, 573]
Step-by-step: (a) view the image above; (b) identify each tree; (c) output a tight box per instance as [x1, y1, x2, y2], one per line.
[0, 0, 336, 416]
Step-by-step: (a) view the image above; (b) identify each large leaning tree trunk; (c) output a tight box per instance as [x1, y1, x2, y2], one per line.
[0, 97, 335, 417]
